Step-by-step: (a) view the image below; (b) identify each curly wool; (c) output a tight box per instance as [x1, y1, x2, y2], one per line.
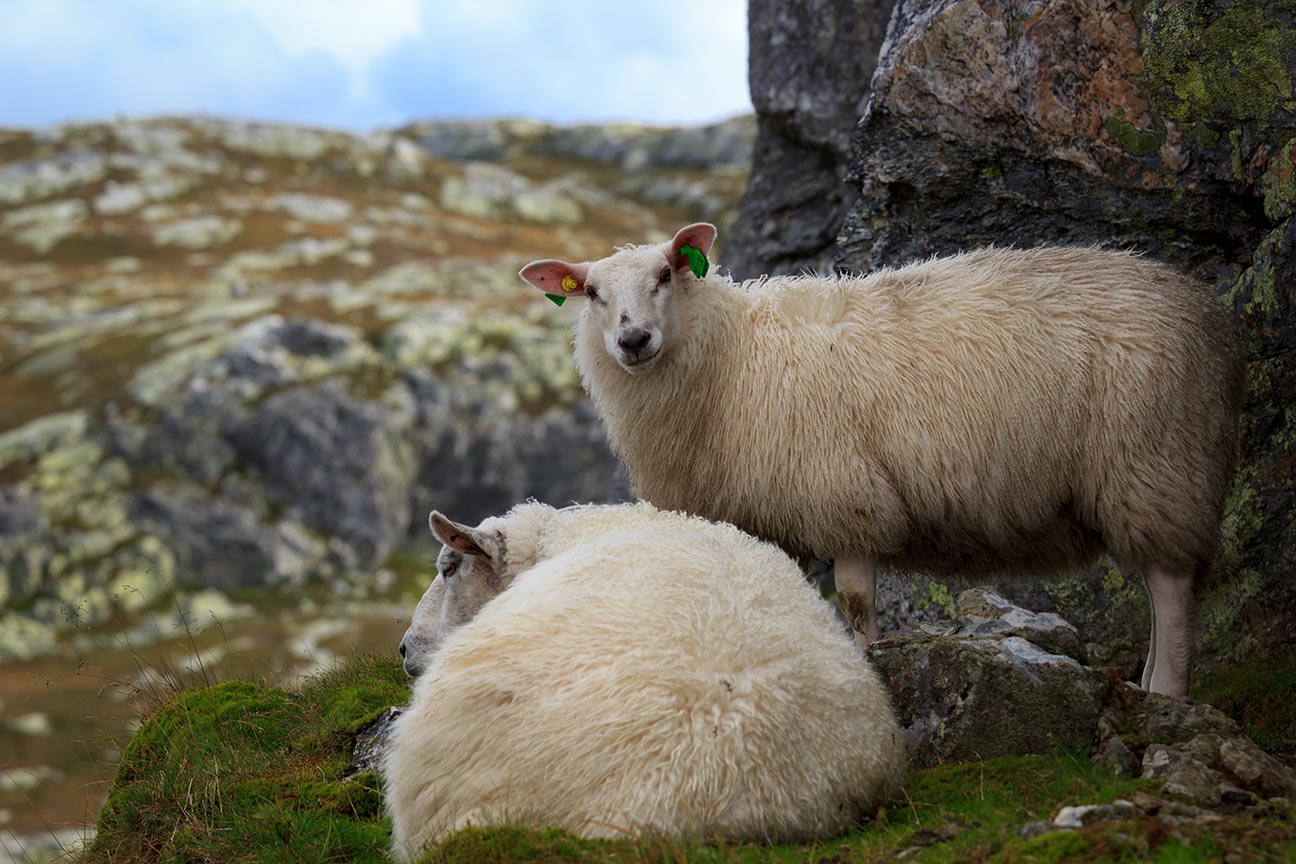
[383, 502, 905, 860]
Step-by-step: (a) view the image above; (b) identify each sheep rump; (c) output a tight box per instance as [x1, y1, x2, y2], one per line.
[574, 245, 1243, 579]
[383, 502, 905, 859]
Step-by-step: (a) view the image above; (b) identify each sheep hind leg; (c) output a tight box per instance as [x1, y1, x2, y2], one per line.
[1139, 596, 1157, 692]
[835, 555, 879, 647]
[1144, 564, 1195, 698]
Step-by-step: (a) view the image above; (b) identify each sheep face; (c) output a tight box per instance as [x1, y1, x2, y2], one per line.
[519, 223, 717, 375]
[399, 510, 505, 677]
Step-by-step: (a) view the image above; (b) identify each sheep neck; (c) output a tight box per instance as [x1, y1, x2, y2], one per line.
[575, 277, 752, 508]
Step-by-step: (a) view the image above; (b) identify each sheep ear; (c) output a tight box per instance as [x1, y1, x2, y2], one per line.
[518, 259, 589, 304]
[429, 511, 495, 559]
[668, 223, 718, 274]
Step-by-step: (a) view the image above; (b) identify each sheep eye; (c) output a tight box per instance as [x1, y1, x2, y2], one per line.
[658, 268, 671, 285]
[442, 562, 457, 578]
[585, 285, 600, 302]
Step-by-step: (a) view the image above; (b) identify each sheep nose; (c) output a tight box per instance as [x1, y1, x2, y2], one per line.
[398, 639, 407, 658]
[618, 328, 652, 355]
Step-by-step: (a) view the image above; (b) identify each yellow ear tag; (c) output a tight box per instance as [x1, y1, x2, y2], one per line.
[561, 275, 578, 293]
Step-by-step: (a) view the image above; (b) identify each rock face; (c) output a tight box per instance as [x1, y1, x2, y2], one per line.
[837, 0, 1273, 277]
[726, 0, 897, 278]
[735, 0, 1296, 672]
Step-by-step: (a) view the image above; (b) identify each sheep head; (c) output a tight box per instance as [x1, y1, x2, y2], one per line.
[399, 510, 506, 678]
[519, 222, 717, 375]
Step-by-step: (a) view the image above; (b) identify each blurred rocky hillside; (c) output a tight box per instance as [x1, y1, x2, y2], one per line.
[0, 114, 754, 660]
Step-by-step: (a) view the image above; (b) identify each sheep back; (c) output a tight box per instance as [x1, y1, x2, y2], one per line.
[383, 511, 905, 857]
[575, 246, 1243, 575]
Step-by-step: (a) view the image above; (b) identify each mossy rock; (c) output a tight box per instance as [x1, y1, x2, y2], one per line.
[1140, 1, 1296, 127]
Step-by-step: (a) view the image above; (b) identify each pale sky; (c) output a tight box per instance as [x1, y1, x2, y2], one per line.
[0, 0, 752, 130]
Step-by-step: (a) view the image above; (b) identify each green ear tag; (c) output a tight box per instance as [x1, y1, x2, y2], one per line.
[544, 293, 566, 307]
[680, 244, 709, 278]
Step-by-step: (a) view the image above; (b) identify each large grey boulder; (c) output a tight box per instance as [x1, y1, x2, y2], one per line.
[835, 0, 1269, 276]
[725, 0, 897, 278]
[0, 488, 50, 607]
[229, 379, 419, 571]
[128, 482, 325, 589]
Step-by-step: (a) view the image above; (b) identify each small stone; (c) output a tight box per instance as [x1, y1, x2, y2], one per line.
[1093, 734, 1140, 776]
[7, 713, 53, 736]
[349, 706, 405, 775]
[1018, 820, 1054, 838]
[1218, 784, 1257, 805]
[1051, 805, 1091, 829]
[152, 215, 243, 249]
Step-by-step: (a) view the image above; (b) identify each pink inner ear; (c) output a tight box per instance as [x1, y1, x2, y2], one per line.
[519, 259, 587, 294]
[668, 223, 718, 272]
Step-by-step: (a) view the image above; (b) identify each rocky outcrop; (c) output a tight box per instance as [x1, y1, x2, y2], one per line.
[870, 590, 1105, 768]
[1108, 687, 1296, 805]
[404, 116, 755, 172]
[871, 588, 1296, 814]
[1215, 217, 1296, 659]
[725, 0, 897, 278]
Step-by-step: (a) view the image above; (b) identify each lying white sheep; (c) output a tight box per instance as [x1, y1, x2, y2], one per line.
[385, 501, 905, 860]
[519, 225, 1244, 698]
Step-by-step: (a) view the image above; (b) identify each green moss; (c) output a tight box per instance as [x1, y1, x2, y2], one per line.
[1261, 137, 1296, 220]
[108, 680, 297, 788]
[1141, 3, 1296, 125]
[1100, 566, 1126, 594]
[926, 579, 958, 618]
[1104, 116, 1166, 157]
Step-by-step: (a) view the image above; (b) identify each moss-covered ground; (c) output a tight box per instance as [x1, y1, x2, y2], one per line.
[85, 653, 410, 863]
[1194, 648, 1296, 756]
[81, 652, 1296, 864]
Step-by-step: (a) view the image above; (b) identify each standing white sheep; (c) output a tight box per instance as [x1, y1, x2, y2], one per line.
[519, 224, 1244, 698]
[385, 501, 905, 860]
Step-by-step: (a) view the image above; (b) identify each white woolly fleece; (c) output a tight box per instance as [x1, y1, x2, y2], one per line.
[575, 244, 1243, 577]
[383, 503, 905, 860]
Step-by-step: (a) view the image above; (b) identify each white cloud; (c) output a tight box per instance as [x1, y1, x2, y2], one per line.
[218, 0, 422, 97]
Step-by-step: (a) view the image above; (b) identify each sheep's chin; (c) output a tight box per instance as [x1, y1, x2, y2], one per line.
[617, 350, 661, 374]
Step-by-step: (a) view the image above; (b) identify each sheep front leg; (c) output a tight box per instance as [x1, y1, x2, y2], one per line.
[1144, 565, 1195, 698]
[835, 556, 879, 647]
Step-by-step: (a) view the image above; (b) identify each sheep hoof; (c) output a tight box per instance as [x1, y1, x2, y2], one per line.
[839, 592, 879, 647]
